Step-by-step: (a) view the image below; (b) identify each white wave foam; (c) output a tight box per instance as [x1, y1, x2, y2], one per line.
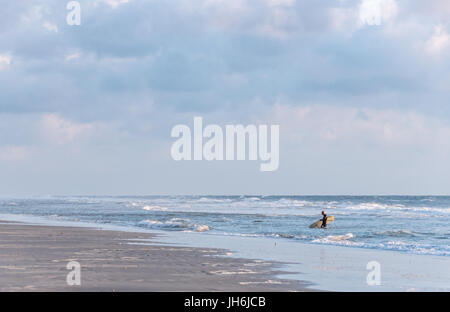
[165, 218, 189, 227]
[195, 225, 211, 232]
[142, 205, 167, 211]
[376, 230, 420, 237]
[344, 202, 450, 214]
[326, 233, 354, 241]
[345, 203, 394, 210]
[196, 197, 232, 203]
[276, 233, 294, 238]
[239, 280, 284, 285]
[140, 219, 163, 225]
[139, 218, 191, 229]
[312, 233, 360, 246]
[381, 241, 450, 256]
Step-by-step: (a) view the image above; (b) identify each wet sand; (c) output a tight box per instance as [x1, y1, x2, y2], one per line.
[0, 221, 308, 291]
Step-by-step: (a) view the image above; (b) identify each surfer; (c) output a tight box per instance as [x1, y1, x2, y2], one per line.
[321, 211, 328, 228]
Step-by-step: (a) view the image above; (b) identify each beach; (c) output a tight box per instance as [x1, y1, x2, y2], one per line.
[0, 195, 449, 292]
[0, 221, 308, 292]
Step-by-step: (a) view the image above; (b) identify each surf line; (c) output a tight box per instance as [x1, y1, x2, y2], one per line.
[170, 117, 279, 171]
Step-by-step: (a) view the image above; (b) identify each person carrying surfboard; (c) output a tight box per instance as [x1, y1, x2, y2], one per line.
[309, 213, 334, 228]
[321, 211, 328, 228]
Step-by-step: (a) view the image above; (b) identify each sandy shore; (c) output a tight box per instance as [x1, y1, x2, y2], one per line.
[0, 221, 308, 291]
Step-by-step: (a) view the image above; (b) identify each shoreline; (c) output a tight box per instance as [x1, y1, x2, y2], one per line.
[151, 228, 450, 292]
[0, 221, 310, 292]
[1, 214, 448, 291]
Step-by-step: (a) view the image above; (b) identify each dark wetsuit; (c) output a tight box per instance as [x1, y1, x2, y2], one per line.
[321, 214, 328, 228]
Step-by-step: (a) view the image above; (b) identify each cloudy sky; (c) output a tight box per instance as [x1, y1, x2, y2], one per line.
[1, 0, 450, 195]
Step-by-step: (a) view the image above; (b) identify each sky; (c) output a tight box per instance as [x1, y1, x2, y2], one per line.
[1, 0, 450, 195]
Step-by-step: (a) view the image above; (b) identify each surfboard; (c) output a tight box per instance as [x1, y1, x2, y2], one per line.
[309, 216, 334, 228]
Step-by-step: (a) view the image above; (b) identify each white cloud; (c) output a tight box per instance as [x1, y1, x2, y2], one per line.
[0, 54, 11, 70]
[426, 25, 450, 55]
[39, 114, 94, 145]
[266, 0, 295, 7]
[201, 0, 249, 31]
[20, 5, 44, 24]
[20, 5, 58, 33]
[203, 0, 247, 10]
[65, 52, 81, 61]
[330, 7, 359, 32]
[42, 21, 58, 33]
[200, 0, 300, 38]
[359, 0, 398, 26]
[99, 0, 131, 9]
[197, 0, 399, 37]
[268, 104, 450, 149]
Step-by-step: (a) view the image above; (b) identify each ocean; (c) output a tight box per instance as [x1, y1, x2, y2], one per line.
[0, 195, 448, 257]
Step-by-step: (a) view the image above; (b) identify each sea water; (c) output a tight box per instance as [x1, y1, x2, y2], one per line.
[0, 195, 448, 257]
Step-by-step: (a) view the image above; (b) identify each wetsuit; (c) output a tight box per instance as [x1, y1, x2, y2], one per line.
[321, 214, 328, 228]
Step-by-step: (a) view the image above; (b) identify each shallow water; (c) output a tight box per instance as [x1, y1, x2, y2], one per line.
[0, 195, 448, 256]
